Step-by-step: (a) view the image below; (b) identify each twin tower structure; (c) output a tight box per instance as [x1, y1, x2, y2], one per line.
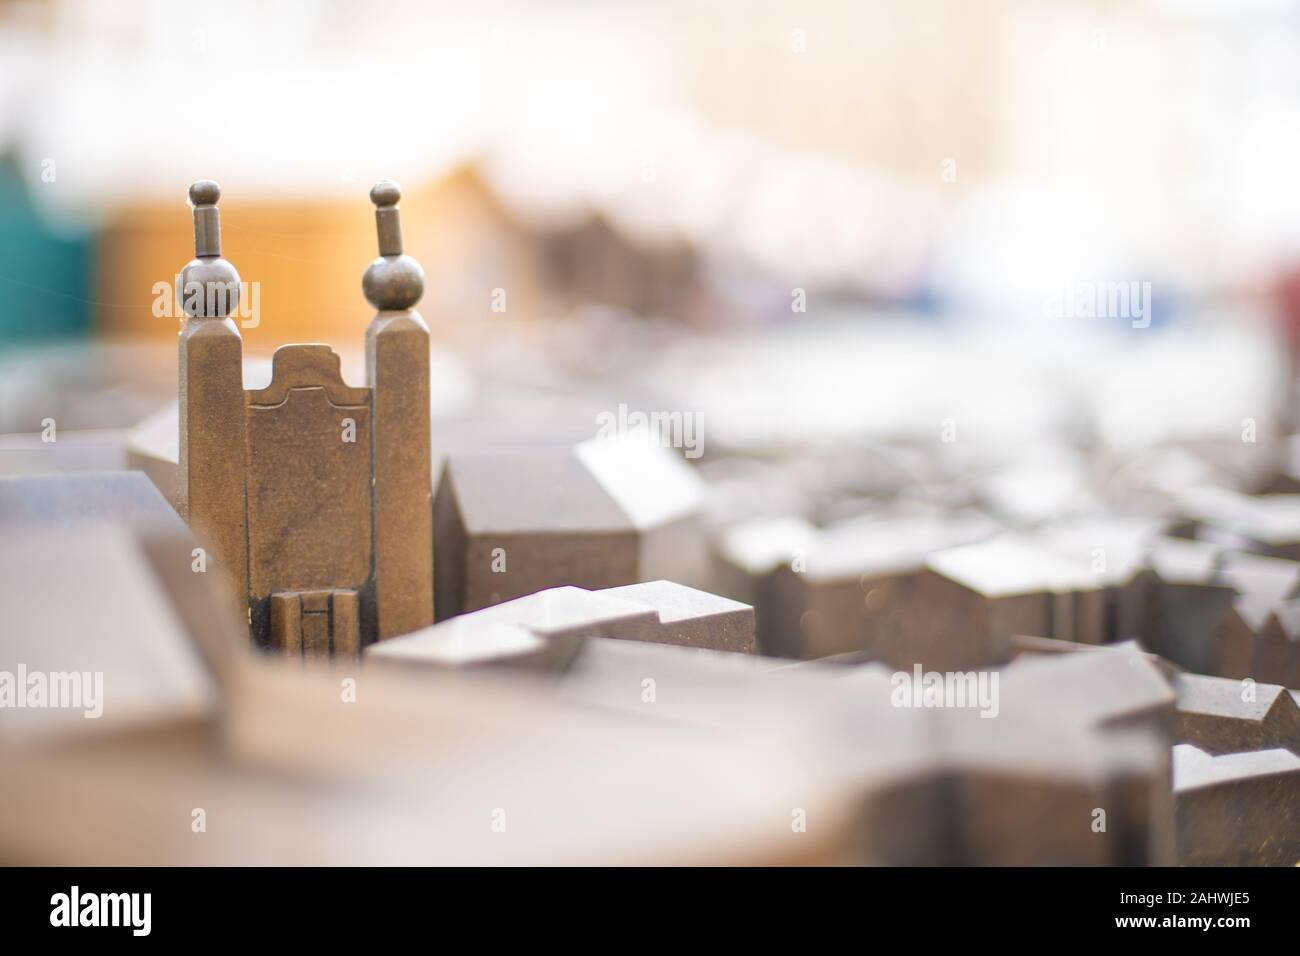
[176, 179, 433, 656]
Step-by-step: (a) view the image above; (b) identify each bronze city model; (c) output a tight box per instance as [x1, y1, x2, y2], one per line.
[176, 179, 433, 657]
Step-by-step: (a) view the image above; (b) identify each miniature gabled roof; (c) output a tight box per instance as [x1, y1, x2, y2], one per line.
[442, 433, 704, 537]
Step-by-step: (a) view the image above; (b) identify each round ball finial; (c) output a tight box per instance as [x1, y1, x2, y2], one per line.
[189, 180, 221, 206]
[363, 255, 424, 311]
[178, 257, 241, 318]
[370, 180, 401, 208]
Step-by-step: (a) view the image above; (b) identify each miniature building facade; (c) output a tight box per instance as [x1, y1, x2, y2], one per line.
[176, 180, 433, 655]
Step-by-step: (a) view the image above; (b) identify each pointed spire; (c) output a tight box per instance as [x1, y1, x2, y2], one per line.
[370, 180, 403, 255]
[189, 179, 223, 256]
[179, 179, 240, 319]
[363, 180, 424, 312]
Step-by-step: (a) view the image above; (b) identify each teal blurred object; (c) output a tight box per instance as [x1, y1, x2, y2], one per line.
[0, 155, 93, 344]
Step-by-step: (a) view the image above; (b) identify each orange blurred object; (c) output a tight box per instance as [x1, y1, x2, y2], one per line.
[93, 167, 540, 352]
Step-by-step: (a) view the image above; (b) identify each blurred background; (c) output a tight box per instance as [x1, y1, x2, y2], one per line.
[4, 0, 1300, 869]
[1, 0, 1300, 482]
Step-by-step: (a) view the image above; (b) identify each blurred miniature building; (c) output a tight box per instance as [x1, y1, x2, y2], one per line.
[434, 433, 711, 620]
[536, 214, 699, 320]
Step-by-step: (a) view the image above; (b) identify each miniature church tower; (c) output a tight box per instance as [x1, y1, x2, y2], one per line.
[176, 179, 434, 656]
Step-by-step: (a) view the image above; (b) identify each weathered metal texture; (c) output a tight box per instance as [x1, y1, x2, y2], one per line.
[177, 180, 433, 656]
[244, 345, 372, 649]
[363, 179, 434, 641]
[1174, 744, 1300, 865]
[1173, 672, 1300, 755]
[176, 181, 248, 623]
[270, 588, 361, 659]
